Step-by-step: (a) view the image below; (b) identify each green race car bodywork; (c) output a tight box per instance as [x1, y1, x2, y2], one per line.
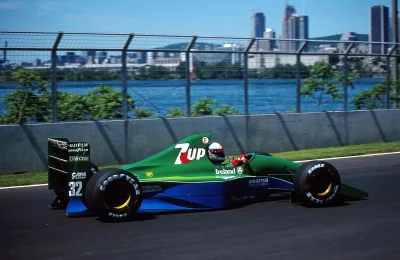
[119, 133, 368, 198]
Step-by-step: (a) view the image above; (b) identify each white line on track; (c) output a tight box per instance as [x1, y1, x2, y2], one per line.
[1, 151, 400, 190]
[294, 151, 400, 163]
[0, 183, 47, 190]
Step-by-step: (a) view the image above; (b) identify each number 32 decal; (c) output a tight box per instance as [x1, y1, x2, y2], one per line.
[69, 181, 83, 196]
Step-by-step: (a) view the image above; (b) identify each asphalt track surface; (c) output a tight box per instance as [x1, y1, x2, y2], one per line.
[1, 154, 400, 260]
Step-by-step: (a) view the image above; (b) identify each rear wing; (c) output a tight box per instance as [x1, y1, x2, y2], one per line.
[47, 138, 95, 216]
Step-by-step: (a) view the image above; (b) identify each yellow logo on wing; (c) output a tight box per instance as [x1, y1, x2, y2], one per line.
[145, 172, 153, 178]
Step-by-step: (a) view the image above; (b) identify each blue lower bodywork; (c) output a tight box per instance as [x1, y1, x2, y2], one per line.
[65, 176, 294, 216]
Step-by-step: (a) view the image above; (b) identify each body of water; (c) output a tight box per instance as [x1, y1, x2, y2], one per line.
[0, 78, 387, 117]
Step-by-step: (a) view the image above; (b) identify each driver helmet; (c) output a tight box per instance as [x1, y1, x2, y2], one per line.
[207, 142, 225, 165]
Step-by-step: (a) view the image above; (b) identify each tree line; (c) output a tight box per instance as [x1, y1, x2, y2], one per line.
[0, 56, 381, 82]
[0, 62, 399, 124]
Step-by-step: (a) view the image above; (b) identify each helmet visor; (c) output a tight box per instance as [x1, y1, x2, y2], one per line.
[210, 148, 225, 160]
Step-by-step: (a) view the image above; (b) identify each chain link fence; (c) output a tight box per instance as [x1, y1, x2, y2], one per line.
[0, 31, 399, 124]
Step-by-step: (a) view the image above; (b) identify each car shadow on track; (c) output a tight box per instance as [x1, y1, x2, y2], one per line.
[89, 194, 369, 223]
[95, 212, 159, 223]
[295, 195, 368, 208]
[261, 192, 368, 209]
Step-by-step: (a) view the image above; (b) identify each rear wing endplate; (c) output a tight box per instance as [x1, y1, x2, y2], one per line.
[47, 138, 93, 216]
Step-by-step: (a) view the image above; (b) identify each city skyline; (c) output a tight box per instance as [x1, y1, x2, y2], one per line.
[1, 0, 400, 67]
[0, 0, 395, 38]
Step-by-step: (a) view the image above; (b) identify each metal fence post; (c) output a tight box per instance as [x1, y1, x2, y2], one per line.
[386, 56, 391, 108]
[121, 34, 134, 119]
[244, 39, 256, 115]
[343, 42, 355, 111]
[185, 36, 197, 117]
[387, 45, 397, 108]
[51, 32, 63, 122]
[296, 41, 308, 113]
[392, 0, 398, 108]
[243, 54, 249, 115]
[343, 56, 348, 110]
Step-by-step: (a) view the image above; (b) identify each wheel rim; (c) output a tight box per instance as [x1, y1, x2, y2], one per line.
[317, 183, 332, 196]
[113, 195, 131, 209]
[309, 169, 333, 197]
[103, 179, 133, 209]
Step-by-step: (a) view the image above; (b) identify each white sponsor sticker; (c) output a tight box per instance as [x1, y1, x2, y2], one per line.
[68, 148, 89, 153]
[215, 168, 236, 174]
[68, 143, 89, 148]
[174, 143, 206, 165]
[69, 156, 89, 162]
[71, 172, 86, 180]
[249, 178, 269, 187]
[308, 164, 325, 174]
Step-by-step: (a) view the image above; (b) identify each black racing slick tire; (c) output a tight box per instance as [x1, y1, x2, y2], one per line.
[294, 161, 341, 206]
[85, 168, 143, 221]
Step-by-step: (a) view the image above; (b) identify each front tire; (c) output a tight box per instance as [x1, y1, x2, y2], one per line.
[294, 161, 341, 206]
[85, 168, 143, 221]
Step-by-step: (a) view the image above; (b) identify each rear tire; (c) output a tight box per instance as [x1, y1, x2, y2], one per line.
[294, 161, 341, 206]
[85, 168, 143, 221]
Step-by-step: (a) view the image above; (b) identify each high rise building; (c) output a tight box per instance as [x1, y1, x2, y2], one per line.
[32, 58, 41, 66]
[280, 5, 308, 52]
[281, 4, 296, 52]
[286, 15, 309, 51]
[264, 28, 275, 39]
[81, 50, 96, 61]
[298, 15, 309, 51]
[281, 4, 296, 38]
[299, 16, 309, 40]
[66, 52, 77, 63]
[251, 12, 266, 51]
[287, 15, 299, 51]
[260, 28, 276, 51]
[369, 5, 389, 54]
[97, 51, 108, 64]
[252, 12, 266, 38]
[338, 32, 358, 53]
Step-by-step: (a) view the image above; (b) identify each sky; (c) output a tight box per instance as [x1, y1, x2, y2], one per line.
[0, 0, 396, 38]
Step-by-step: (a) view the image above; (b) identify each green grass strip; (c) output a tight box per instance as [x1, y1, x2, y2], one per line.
[270, 141, 400, 161]
[1, 141, 399, 188]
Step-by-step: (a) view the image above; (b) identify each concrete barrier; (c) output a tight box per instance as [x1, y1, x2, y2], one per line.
[1, 109, 399, 174]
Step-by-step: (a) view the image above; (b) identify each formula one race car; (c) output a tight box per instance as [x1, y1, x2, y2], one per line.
[47, 133, 368, 221]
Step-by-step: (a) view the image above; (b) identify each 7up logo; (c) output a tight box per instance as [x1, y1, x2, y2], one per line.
[174, 143, 206, 165]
